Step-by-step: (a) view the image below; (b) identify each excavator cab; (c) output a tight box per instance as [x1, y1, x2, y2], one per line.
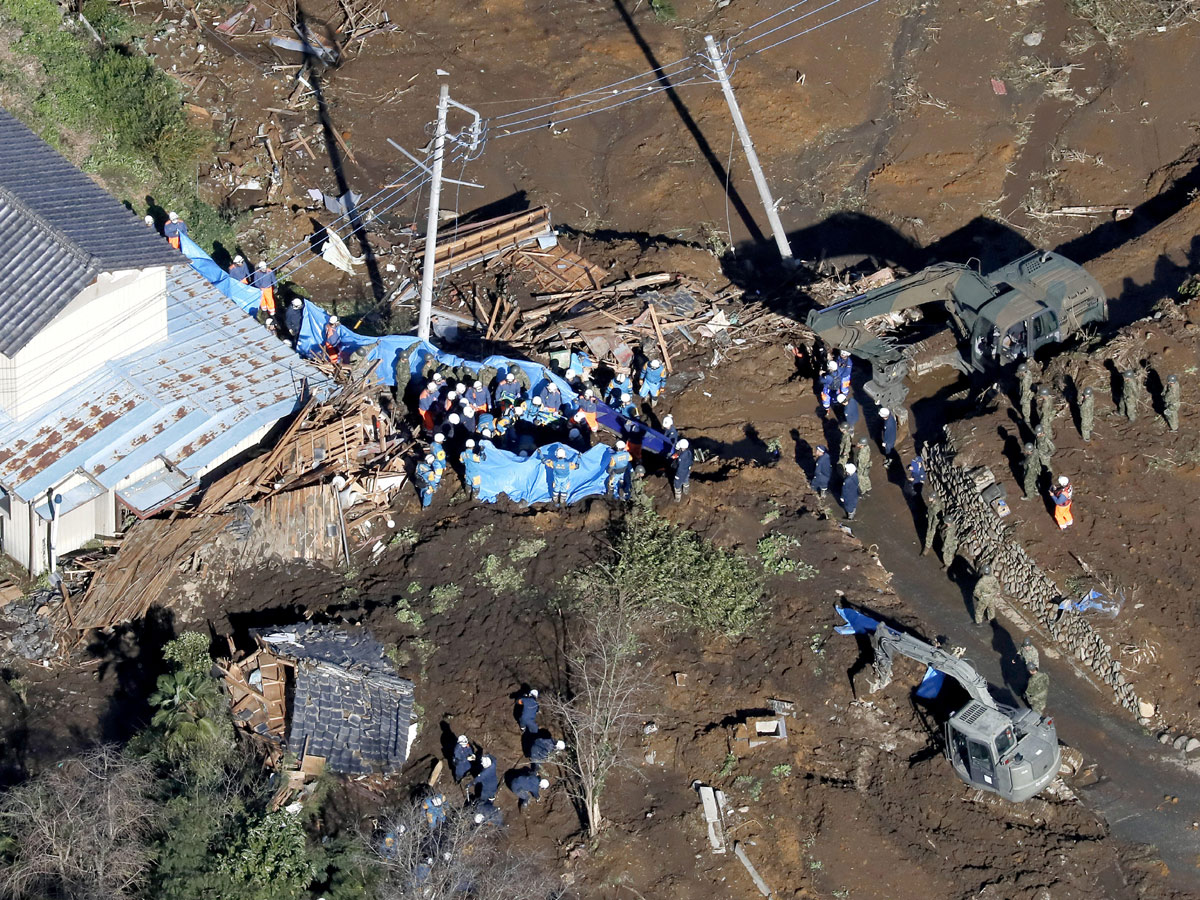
[946, 701, 1060, 802]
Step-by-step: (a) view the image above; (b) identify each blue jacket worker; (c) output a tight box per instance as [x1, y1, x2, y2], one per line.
[465, 381, 490, 413]
[838, 393, 861, 433]
[607, 441, 633, 500]
[163, 210, 188, 249]
[508, 767, 549, 808]
[907, 454, 925, 487]
[616, 393, 638, 420]
[660, 414, 678, 446]
[545, 449, 579, 507]
[421, 791, 447, 829]
[471, 800, 504, 827]
[472, 755, 498, 801]
[460, 440, 486, 499]
[431, 433, 448, 472]
[452, 735, 476, 780]
[539, 383, 565, 417]
[607, 370, 633, 405]
[842, 463, 860, 520]
[639, 359, 666, 404]
[517, 689, 540, 732]
[819, 362, 837, 412]
[528, 736, 565, 765]
[495, 371, 523, 408]
[671, 438, 694, 501]
[283, 298, 304, 346]
[811, 445, 832, 497]
[228, 254, 251, 283]
[879, 407, 898, 455]
[836, 350, 853, 393]
[416, 454, 441, 507]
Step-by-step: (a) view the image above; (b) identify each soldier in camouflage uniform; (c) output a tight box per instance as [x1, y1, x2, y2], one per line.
[1036, 387, 1055, 441]
[837, 422, 853, 468]
[1118, 368, 1142, 422]
[921, 488, 944, 556]
[1021, 442, 1043, 500]
[972, 564, 1002, 625]
[854, 437, 873, 494]
[1034, 423, 1055, 461]
[1018, 637, 1040, 672]
[1016, 362, 1034, 424]
[1025, 664, 1050, 715]
[939, 514, 959, 570]
[1163, 374, 1180, 432]
[1078, 386, 1095, 442]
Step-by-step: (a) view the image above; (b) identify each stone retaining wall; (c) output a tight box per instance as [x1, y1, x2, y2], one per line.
[924, 439, 1145, 720]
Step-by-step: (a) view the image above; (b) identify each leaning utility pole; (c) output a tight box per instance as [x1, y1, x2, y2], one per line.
[417, 84, 450, 343]
[704, 35, 794, 263]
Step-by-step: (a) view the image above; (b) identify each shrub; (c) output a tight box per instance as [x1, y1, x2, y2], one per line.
[429, 583, 462, 613]
[757, 532, 818, 579]
[509, 537, 546, 562]
[476, 554, 525, 594]
[216, 810, 319, 900]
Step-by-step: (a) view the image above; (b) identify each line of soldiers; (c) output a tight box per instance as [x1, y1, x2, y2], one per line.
[410, 359, 692, 508]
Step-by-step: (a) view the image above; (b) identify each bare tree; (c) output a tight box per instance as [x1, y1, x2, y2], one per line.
[543, 599, 650, 837]
[369, 800, 563, 900]
[0, 746, 163, 900]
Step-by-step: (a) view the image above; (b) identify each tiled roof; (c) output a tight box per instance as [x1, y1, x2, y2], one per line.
[255, 624, 416, 775]
[0, 266, 330, 517]
[0, 110, 179, 356]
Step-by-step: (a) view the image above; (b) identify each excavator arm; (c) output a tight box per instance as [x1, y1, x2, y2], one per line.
[804, 262, 979, 365]
[868, 624, 997, 711]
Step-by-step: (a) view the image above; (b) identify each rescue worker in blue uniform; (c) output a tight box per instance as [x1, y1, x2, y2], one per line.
[228, 254, 250, 283]
[639, 359, 666, 405]
[907, 453, 926, 495]
[163, 210, 188, 249]
[819, 362, 837, 414]
[539, 383, 565, 419]
[607, 369, 633, 405]
[416, 453, 441, 507]
[836, 349, 853, 394]
[421, 790, 447, 829]
[430, 433, 448, 473]
[472, 755, 498, 802]
[495, 371, 523, 409]
[811, 445, 832, 498]
[527, 734, 565, 765]
[507, 767, 549, 808]
[660, 413, 678, 446]
[671, 438, 693, 501]
[283, 297, 304, 349]
[544, 448, 579, 507]
[460, 439, 486, 499]
[607, 441, 633, 500]
[516, 688, 540, 732]
[837, 393, 861, 434]
[465, 380, 490, 414]
[452, 734, 476, 780]
[879, 407, 898, 456]
[842, 462, 860, 520]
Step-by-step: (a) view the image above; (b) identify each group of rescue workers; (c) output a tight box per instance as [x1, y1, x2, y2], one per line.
[408, 355, 693, 509]
[380, 688, 565, 885]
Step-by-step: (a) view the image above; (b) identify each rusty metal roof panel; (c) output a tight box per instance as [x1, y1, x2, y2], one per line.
[0, 265, 330, 517]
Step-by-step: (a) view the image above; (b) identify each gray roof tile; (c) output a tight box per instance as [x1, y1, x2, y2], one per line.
[0, 110, 180, 357]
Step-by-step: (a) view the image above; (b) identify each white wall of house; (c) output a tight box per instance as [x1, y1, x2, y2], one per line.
[0, 489, 116, 576]
[0, 266, 167, 419]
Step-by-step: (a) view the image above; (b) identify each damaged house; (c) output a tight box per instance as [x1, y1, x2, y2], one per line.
[0, 110, 325, 574]
[227, 623, 417, 775]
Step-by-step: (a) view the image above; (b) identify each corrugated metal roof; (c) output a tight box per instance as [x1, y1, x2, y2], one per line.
[0, 266, 330, 517]
[0, 110, 179, 357]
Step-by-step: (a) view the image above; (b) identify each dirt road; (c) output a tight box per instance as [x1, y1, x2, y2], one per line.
[849, 458, 1200, 891]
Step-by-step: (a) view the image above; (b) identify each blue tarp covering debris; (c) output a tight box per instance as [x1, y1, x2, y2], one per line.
[180, 236, 671, 505]
[834, 607, 944, 699]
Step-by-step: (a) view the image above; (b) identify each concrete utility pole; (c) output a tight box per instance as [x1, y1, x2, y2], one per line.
[417, 84, 450, 343]
[704, 35, 794, 263]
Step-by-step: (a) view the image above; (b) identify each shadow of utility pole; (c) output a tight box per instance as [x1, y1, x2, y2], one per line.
[612, 0, 766, 247]
[296, 5, 386, 302]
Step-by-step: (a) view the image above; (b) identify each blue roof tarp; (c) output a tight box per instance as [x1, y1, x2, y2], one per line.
[474, 441, 611, 504]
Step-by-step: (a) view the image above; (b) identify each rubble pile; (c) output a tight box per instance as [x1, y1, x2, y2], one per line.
[3, 587, 61, 661]
[924, 439, 1146, 720]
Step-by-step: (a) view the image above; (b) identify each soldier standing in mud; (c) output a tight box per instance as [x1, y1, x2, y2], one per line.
[854, 437, 873, 495]
[1118, 368, 1143, 422]
[837, 422, 853, 469]
[939, 513, 959, 569]
[972, 564, 1002, 626]
[1078, 386, 1095, 442]
[1036, 387, 1055, 441]
[1021, 442, 1043, 500]
[1016, 362, 1034, 424]
[1025, 663, 1050, 715]
[921, 488, 944, 556]
[1163, 374, 1181, 432]
[1018, 637, 1040, 672]
[1034, 423, 1055, 462]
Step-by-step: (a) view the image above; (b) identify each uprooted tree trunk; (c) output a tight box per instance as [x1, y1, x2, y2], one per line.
[544, 598, 649, 838]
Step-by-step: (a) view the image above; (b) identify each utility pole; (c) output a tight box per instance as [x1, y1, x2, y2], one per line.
[417, 84, 450, 343]
[704, 35, 794, 263]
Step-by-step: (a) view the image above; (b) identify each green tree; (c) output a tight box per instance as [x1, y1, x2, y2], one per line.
[217, 810, 320, 900]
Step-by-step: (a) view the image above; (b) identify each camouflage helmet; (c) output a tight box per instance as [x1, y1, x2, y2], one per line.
[1082, 386, 1093, 396]
[1024, 442, 1035, 452]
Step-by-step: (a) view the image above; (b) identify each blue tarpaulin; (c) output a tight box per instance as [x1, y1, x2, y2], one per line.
[179, 237, 671, 504]
[916, 668, 946, 699]
[835, 607, 945, 698]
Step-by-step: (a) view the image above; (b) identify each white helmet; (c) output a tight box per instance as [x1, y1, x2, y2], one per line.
[257, 260, 269, 271]
[505, 371, 516, 381]
[234, 254, 244, 264]
[456, 383, 467, 394]
[168, 210, 180, 221]
[457, 735, 469, 746]
[144, 214, 154, 226]
[677, 439, 689, 450]
[465, 439, 475, 448]
[291, 298, 303, 308]
[650, 359, 662, 368]
[845, 463, 857, 474]
[529, 688, 539, 698]
[424, 453, 434, 464]
[474, 813, 485, 824]
[662, 414, 674, 427]
[827, 361, 838, 371]
[621, 392, 632, 402]
[555, 740, 565, 750]
[1058, 475, 1070, 486]
[481, 757, 492, 769]
[616, 440, 627, 450]
[879, 407, 891, 418]
[538, 778, 550, 789]
[566, 368, 577, 380]
[434, 433, 445, 443]
[585, 388, 595, 398]
[836, 393, 847, 404]
[840, 349, 850, 357]
[548, 383, 560, 392]
[448, 413, 460, 424]
[532, 397, 543, 406]
[329, 315, 339, 325]
[473, 380, 482, 390]
[433, 372, 445, 382]
[556, 448, 567, 458]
